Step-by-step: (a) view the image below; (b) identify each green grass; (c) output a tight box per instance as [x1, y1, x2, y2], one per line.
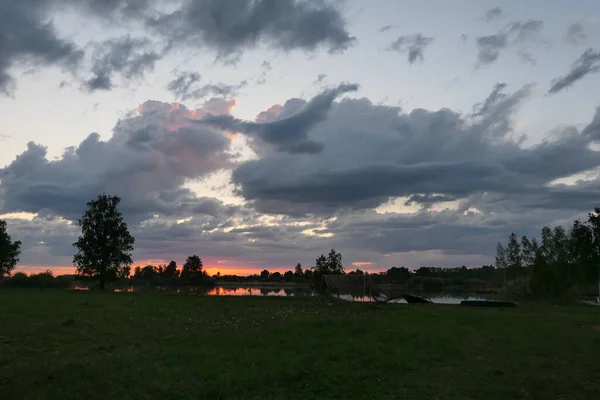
[1, 292, 599, 399]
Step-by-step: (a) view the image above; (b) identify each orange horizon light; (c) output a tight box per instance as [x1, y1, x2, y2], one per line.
[13, 264, 309, 277]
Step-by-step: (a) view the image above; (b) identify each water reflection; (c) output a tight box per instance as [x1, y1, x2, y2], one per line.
[103, 284, 487, 304]
[114, 287, 134, 293]
[387, 294, 486, 305]
[206, 287, 314, 297]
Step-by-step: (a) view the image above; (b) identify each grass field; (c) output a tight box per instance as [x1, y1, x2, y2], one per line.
[1, 291, 599, 399]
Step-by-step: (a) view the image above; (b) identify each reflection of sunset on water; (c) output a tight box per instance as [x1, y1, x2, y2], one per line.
[207, 287, 290, 296]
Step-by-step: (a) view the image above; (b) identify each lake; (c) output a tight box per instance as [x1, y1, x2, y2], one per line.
[150, 285, 489, 304]
[83, 284, 490, 304]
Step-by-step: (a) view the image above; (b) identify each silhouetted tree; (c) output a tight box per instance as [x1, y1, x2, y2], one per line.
[540, 226, 555, 263]
[520, 236, 535, 268]
[181, 255, 203, 284]
[304, 268, 313, 280]
[506, 233, 522, 279]
[162, 261, 179, 279]
[139, 265, 159, 279]
[585, 208, 600, 295]
[271, 271, 282, 282]
[284, 270, 294, 281]
[495, 207, 600, 298]
[260, 269, 270, 281]
[294, 263, 304, 277]
[0, 219, 21, 278]
[570, 219, 595, 282]
[315, 249, 344, 274]
[386, 266, 411, 283]
[118, 266, 131, 279]
[415, 267, 434, 277]
[314, 249, 344, 292]
[495, 243, 507, 270]
[73, 194, 135, 290]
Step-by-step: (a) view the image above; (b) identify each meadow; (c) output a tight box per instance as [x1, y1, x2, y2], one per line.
[0, 291, 599, 399]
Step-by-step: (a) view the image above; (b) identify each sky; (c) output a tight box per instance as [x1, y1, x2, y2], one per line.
[1, 0, 600, 276]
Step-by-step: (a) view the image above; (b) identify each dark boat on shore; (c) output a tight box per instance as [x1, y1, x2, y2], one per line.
[403, 294, 433, 304]
[460, 300, 516, 308]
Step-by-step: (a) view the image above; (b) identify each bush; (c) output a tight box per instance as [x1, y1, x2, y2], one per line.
[0, 271, 72, 289]
[0, 272, 29, 288]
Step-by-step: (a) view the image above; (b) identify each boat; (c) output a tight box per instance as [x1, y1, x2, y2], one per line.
[460, 300, 516, 308]
[403, 294, 433, 304]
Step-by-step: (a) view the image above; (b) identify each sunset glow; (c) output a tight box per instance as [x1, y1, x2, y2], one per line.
[14, 264, 312, 277]
[3, 0, 600, 280]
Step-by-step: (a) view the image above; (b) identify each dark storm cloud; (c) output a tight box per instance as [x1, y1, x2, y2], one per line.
[65, 0, 152, 18]
[547, 48, 600, 95]
[387, 34, 434, 64]
[564, 21, 588, 46]
[481, 7, 504, 22]
[200, 83, 359, 154]
[166, 71, 247, 101]
[1, 0, 355, 95]
[146, 0, 356, 62]
[7, 88, 600, 270]
[0, 0, 84, 95]
[221, 83, 600, 218]
[321, 208, 560, 258]
[476, 19, 543, 66]
[84, 36, 164, 92]
[0, 100, 236, 221]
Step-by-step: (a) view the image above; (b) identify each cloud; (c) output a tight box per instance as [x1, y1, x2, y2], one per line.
[6, 84, 600, 271]
[146, 0, 356, 62]
[313, 74, 327, 85]
[66, 0, 153, 19]
[387, 34, 434, 64]
[0, 99, 238, 222]
[564, 21, 588, 46]
[476, 33, 509, 66]
[508, 20, 544, 42]
[471, 82, 509, 115]
[254, 60, 273, 85]
[166, 71, 202, 99]
[84, 35, 164, 92]
[222, 83, 600, 220]
[166, 71, 247, 101]
[199, 83, 359, 154]
[0, 0, 84, 95]
[481, 7, 504, 22]
[518, 50, 536, 65]
[0, 0, 356, 95]
[379, 25, 394, 33]
[476, 19, 543, 66]
[548, 48, 600, 95]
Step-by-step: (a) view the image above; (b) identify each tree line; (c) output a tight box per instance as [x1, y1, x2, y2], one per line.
[0, 194, 212, 289]
[494, 208, 600, 297]
[1, 194, 599, 297]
